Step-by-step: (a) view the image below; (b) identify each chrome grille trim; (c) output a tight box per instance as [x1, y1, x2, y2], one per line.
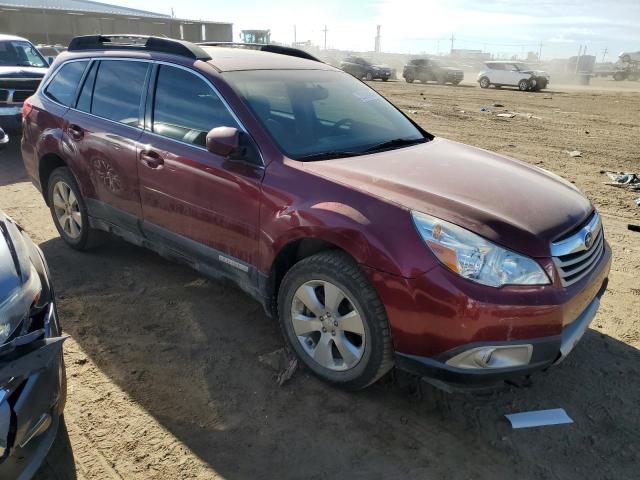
[551, 212, 605, 287]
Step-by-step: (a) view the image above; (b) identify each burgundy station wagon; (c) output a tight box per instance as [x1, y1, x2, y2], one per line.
[21, 35, 611, 390]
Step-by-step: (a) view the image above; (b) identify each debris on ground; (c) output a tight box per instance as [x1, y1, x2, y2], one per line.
[258, 347, 298, 386]
[603, 171, 640, 190]
[629, 224, 640, 232]
[505, 408, 574, 429]
[565, 150, 582, 157]
[497, 113, 516, 118]
[635, 198, 640, 207]
[480, 106, 491, 112]
[492, 102, 504, 107]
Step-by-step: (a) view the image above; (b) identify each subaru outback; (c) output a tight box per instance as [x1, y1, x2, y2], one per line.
[21, 35, 610, 391]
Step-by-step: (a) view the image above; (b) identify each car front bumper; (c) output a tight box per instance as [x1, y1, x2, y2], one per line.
[0, 243, 66, 480]
[0, 106, 22, 132]
[365, 241, 612, 388]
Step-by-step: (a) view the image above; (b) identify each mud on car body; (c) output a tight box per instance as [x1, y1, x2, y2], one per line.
[0, 210, 66, 480]
[22, 35, 609, 392]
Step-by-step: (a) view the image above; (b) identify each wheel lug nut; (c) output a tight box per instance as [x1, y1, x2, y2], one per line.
[333, 321, 338, 327]
[331, 330, 336, 336]
[322, 327, 327, 332]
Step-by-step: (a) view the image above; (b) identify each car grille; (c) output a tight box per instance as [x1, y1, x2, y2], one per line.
[551, 212, 605, 287]
[0, 89, 8, 102]
[0, 88, 35, 104]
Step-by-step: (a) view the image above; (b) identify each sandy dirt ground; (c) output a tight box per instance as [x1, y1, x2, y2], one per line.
[0, 76, 638, 480]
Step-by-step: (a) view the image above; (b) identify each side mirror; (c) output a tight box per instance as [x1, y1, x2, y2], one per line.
[0, 128, 8, 151]
[47, 56, 54, 66]
[206, 126, 239, 156]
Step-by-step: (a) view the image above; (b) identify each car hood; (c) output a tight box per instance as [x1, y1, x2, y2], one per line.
[0, 66, 47, 79]
[301, 137, 593, 258]
[0, 212, 40, 343]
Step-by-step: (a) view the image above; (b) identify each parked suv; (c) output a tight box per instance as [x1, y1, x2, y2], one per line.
[0, 34, 49, 132]
[22, 35, 610, 391]
[403, 58, 464, 85]
[478, 61, 550, 91]
[340, 56, 391, 81]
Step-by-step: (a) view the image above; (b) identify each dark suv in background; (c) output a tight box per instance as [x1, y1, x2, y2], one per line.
[0, 34, 49, 132]
[340, 56, 391, 81]
[22, 35, 610, 391]
[403, 58, 464, 85]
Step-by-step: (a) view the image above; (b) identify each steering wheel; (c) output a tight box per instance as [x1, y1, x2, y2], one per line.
[334, 118, 354, 129]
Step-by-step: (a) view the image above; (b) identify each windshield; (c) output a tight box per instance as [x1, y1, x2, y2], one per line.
[0, 40, 48, 68]
[224, 69, 427, 160]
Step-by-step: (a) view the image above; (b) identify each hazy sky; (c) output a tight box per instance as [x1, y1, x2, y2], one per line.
[113, 0, 639, 59]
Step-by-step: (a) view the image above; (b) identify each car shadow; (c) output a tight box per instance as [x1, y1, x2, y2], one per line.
[0, 140, 30, 188]
[37, 235, 640, 479]
[34, 419, 76, 480]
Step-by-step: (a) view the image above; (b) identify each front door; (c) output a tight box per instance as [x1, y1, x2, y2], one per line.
[137, 64, 264, 269]
[64, 59, 150, 231]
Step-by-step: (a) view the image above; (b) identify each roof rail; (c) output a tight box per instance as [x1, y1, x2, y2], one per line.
[197, 42, 322, 63]
[68, 35, 211, 61]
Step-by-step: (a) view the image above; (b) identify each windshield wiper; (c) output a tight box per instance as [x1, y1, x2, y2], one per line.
[362, 137, 428, 153]
[297, 150, 362, 161]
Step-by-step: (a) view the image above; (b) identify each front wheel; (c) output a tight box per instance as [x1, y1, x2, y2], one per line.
[47, 167, 104, 250]
[404, 74, 414, 83]
[365, 72, 373, 81]
[278, 251, 393, 390]
[518, 79, 530, 91]
[479, 77, 490, 88]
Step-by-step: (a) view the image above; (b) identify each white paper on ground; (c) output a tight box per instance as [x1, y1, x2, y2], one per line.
[505, 408, 574, 429]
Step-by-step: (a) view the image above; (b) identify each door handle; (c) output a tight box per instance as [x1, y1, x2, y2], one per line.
[67, 124, 84, 140]
[140, 150, 164, 169]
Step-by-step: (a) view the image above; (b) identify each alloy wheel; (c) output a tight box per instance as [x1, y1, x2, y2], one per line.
[290, 280, 366, 371]
[52, 180, 82, 238]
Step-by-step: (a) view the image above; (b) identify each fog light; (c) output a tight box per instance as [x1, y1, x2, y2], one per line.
[446, 344, 533, 369]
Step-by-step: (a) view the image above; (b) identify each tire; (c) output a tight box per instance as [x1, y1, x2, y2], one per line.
[47, 167, 104, 250]
[479, 76, 490, 88]
[382, 77, 389, 82]
[518, 79, 530, 91]
[365, 72, 373, 81]
[404, 74, 414, 83]
[452, 80, 461, 86]
[613, 71, 626, 81]
[537, 78, 548, 90]
[621, 54, 631, 63]
[277, 251, 393, 390]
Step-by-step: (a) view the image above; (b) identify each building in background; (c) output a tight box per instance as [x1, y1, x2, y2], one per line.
[0, 0, 232, 45]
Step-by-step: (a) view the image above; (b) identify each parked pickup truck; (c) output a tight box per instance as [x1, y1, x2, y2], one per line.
[0, 34, 49, 132]
[403, 58, 464, 85]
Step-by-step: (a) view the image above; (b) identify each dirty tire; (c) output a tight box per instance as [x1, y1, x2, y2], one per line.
[613, 71, 626, 81]
[405, 74, 414, 83]
[452, 80, 461, 86]
[365, 72, 373, 81]
[479, 76, 490, 88]
[47, 167, 105, 250]
[621, 54, 631, 63]
[382, 77, 389, 82]
[278, 250, 393, 390]
[518, 79, 530, 91]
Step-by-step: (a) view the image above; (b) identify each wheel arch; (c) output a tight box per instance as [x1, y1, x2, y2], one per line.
[266, 236, 358, 317]
[38, 152, 68, 206]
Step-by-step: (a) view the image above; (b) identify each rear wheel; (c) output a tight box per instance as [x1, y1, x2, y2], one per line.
[479, 76, 490, 88]
[47, 167, 104, 250]
[404, 73, 414, 83]
[278, 251, 393, 390]
[518, 79, 530, 91]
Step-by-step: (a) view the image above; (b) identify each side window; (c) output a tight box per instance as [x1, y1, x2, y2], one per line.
[91, 60, 148, 126]
[152, 65, 239, 147]
[76, 61, 97, 112]
[44, 61, 88, 106]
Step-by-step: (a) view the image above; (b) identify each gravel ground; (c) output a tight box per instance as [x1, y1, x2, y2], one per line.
[0, 77, 638, 480]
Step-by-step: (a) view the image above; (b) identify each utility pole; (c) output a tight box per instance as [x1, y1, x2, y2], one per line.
[293, 25, 296, 45]
[436, 39, 440, 55]
[449, 33, 455, 55]
[322, 25, 328, 50]
[538, 42, 543, 61]
[374, 25, 381, 53]
[601, 47, 608, 63]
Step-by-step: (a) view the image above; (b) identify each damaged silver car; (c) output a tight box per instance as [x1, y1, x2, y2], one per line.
[0, 210, 66, 479]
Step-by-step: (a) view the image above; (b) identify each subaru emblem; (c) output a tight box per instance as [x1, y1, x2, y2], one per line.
[584, 231, 594, 249]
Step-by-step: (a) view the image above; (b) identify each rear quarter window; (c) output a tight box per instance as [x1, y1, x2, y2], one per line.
[44, 61, 89, 106]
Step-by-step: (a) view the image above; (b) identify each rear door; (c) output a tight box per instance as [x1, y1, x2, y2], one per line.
[63, 59, 150, 231]
[137, 64, 264, 269]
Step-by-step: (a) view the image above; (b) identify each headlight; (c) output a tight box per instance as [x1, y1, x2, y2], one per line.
[411, 211, 550, 287]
